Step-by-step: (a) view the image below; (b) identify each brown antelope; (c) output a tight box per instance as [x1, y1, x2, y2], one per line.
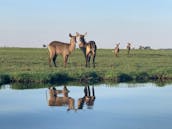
[48, 33, 77, 67]
[77, 86, 95, 109]
[76, 32, 97, 67]
[48, 86, 75, 111]
[126, 42, 131, 55]
[114, 43, 120, 57]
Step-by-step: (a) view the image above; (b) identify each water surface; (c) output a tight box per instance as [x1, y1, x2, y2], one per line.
[0, 83, 172, 129]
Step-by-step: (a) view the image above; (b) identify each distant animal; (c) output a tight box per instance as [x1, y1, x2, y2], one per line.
[48, 33, 77, 67]
[114, 43, 120, 57]
[76, 32, 97, 67]
[126, 43, 131, 55]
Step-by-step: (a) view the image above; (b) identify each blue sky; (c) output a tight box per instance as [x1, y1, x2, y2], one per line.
[0, 0, 172, 49]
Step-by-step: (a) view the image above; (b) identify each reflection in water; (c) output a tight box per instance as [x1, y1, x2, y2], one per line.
[1, 83, 172, 129]
[78, 86, 95, 109]
[48, 86, 75, 111]
[48, 85, 96, 111]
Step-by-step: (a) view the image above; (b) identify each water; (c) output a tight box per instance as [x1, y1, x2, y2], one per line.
[0, 83, 172, 129]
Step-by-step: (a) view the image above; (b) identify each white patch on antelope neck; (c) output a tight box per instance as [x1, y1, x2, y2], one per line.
[76, 36, 82, 44]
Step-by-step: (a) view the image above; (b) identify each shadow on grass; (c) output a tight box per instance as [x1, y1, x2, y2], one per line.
[0, 74, 10, 85]
[117, 73, 133, 82]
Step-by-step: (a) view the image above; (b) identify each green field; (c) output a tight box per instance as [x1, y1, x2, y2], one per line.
[0, 47, 172, 85]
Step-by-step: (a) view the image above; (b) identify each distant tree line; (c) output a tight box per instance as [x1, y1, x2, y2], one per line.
[139, 45, 151, 50]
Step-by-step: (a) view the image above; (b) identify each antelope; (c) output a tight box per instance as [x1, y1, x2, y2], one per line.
[114, 43, 120, 57]
[76, 32, 97, 67]
[126, 42, 131, 55]
[48, 86, 75, 111]
[77, 86, 95, 109]
[48, 33, 77, 67]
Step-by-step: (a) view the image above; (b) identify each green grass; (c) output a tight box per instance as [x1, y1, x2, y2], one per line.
[0, 47, 172, 85]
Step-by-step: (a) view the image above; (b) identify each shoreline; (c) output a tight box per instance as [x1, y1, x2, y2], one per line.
[1, 71, 172, 85]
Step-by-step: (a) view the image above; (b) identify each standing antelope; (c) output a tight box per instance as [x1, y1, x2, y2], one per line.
[114, 43, 120, 57]
[76, 32, 97, 67]
[126, 42, 131, 55]
[48, 33, 77, 67]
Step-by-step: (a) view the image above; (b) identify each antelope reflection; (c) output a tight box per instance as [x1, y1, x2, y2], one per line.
[78, 86, 96, 109]
[48, 85, 96, 111]
[48, 86, 75, 111]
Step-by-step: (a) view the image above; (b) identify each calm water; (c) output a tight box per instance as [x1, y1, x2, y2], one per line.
[0, 83, 172, 129]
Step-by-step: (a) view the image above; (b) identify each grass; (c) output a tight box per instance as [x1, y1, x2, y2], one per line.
[0, 47, 172, 85]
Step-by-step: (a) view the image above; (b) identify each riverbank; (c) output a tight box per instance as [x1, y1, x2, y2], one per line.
[0, 47, 172, 85]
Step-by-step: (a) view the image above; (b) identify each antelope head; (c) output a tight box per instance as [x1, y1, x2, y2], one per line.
[76, 32, 87, 48]
[126, 42, 130, 46]
[69, 33, 77, 44]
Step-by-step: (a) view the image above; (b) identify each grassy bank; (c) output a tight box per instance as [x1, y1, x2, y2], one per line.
[0, 47, 172, 85]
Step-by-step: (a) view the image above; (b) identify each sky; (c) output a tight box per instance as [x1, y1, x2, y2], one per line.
[0, 0, 172, 49]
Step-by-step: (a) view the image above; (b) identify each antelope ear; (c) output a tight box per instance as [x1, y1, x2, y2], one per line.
[69, 33, 72, 37]
[84, 32, 87, 36]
